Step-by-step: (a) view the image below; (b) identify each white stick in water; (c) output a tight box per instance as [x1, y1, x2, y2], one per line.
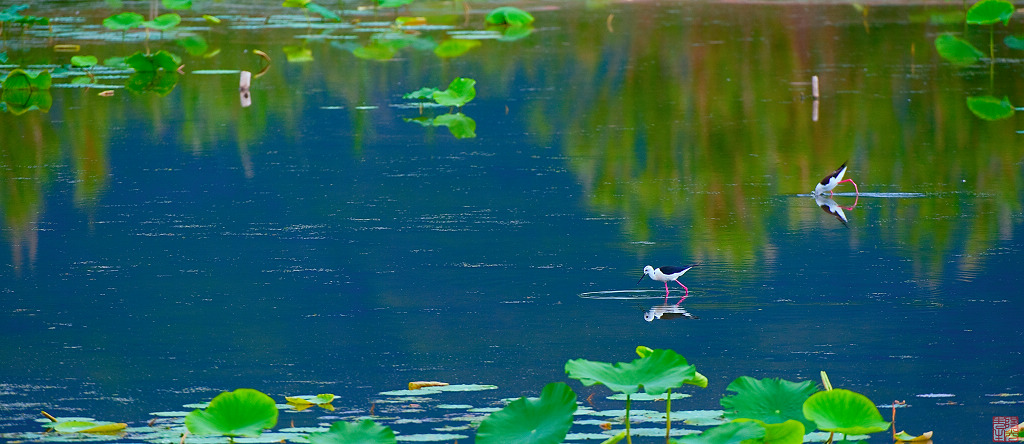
[240, 70, 252, 91]
[812, 75, 819, 100]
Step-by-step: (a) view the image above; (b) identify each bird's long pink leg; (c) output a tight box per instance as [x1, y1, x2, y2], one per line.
[674, 280, 688, 304]
[839, 179, 859, 195]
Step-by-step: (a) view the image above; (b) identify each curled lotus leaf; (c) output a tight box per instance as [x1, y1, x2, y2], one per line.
[307, 419, 396, 444]
[184, 388, 279, 437]
[966, 0, 1014, 25]
[103, 12, 144, 30]
[802, 388, 891, 435]
[565, 348, 696, 395]
[476, 382, 577, 444]
[484, 6, 535, 26]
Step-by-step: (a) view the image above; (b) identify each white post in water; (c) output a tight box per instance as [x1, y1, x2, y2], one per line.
[240, 71, 252, 108]
[811, 75, 820, 122]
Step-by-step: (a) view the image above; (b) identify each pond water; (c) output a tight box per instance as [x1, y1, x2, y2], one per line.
[1, 0, 1023, 442]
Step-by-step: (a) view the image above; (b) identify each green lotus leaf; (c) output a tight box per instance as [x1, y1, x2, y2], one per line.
[125, 50, 181, 72]
[103, 12, 144, 30]
[732, 419, 804, 444]
[126, 71, 179, 95]
[498, 24, 533, 41]
[431, 77, 475, 107]
[967, 95, 1015, 120]
[637, 345, 706, 387]
[51, 421, 127, 433]
[162, 0, 192, 10]
[2, 69, 52, 90]
[404, 87, 440, 100]
[142, 13, 181, 31]
[203, 14, 221, 24]
[307, 419, 396, 444]
[2, 88, 52, 115]
[433, 113, 476, 139]
[177, 35, 209, 56]
[305, 2, 340, 21]
[935, 34, 984, 65]
[286, 394, 335, 405]
[565, 349, 697, 395]
[0, 5, 46, 25]
[802, 389, 890, 435]
[485, 6, 535, 26]
[184, 388, 279, 437]
[433, 39, 481, 58]
[378, 0, 415, 8]
[672, 420, 765, 444]
[282, 0, 310, 6]
[476, 382, 576, 444]
[71, 55, 98, 68]
[720, 377, 818, 431]
[1005, 35, 1024, 50]
[966, 0, 1014, 25]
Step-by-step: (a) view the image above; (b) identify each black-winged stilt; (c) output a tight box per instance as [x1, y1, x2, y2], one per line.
[637, 265, 696, 303]
[814, 162, 860, 196]
[814, 194, 850, 227]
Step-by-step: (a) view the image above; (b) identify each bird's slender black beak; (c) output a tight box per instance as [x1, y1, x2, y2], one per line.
[636, 274, 646, 285]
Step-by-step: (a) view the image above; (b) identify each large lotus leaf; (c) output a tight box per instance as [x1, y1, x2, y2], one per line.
[432, 77, 475, 107]
[103, 12, 144, 30]
[2, 89, 52, 115]
[184, 388, 279, 437]
[177, 35, 209, 56]
[475, 382, 576, 444]
[125, 50, 181, 72]
[433, 39, 480, 58]
[71, 55, 98, 68]
[307, 419, 395, 444]
[432, 113, 476, 139]
[733, 419, 804, 444]
[672, 421, 765, 444]
[484, 6, 535, 26]
[142, 13, 181, 30]
[565, 349, 696, 395]
[2, 69, 51, 90]
[720, 377, 817, 431]
[635, 346, 707, 388]
[966, 95, 1015, 120]
[802, 389, 890, 435]
[305, 2, 340, 21]
[966, 0, 1014, 25]
[934, 34, 984, 65]
[162, 0, 192, 10]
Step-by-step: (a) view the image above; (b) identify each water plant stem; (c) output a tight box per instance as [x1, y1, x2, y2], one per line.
[625, 395, 632, 444]
[665, 389, 671, 443]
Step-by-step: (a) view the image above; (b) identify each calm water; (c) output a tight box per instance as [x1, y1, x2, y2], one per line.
[1, 0, 1023, 442]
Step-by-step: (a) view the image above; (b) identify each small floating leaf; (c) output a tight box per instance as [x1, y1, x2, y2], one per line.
[142, 13, 181, 30]
[285, 394, 335, 405]
[934, 33, 984, 65]
[51, 421, 128, 434]
[1005, 35, 1024, 50]
[966, 95, 1015, 120]
[484, 6, 535, 26]
[184, 388, 279, 437]
[966, 0, 1014, 25]
[71, 55, 98, 68]
[305, 2, 340, 21]
[720, 376, 818, 431]
[409, 381, 449, 390]
[307, 419, 396, 444]
[476, 382, 577, 444]
[202, 14, 221, 24]
[802, 388, 890, 435]
[103, 12, 144, 30]
[378, 0, 415, 8]
[673, 420, 766, 444]
[162, 0, 192, 10]
[282, 0, 310, 6]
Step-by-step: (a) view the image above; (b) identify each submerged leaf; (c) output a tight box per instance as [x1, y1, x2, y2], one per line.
[565, 348, 696, 395]
[476, 382, 577, 444]
[966, 95, 1015, 120]
[184, 388, 279, 437]
[720, 377, 818, 431]
[672, 420, 765, 444]
[307, 419, 396, 444]
[934, 33, 984, 65]
[802, 388, 890, 435]
[485, 6, 535, 26]
[966, 0, 1014, 25]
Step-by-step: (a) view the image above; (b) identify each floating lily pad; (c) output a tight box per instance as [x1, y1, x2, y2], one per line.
[378, 0, 415, 8]
[476, 382, 577, 444]
[286, 394, 335, 405]
[673, 420, 765, 444]
[185, 388, 279, 437]
[307, 419, 395, 444]
[484, 7, 535, 26]
[565, 349, 697, 396]
[608, 392, 692, 401]
[142, 13, 181, 31]
[802, 389, 890, 435]
[935, 34, 984, 65]
[966, 0, 1014, 25]
[49, 421, 127, 434]
[103, 12, 144, 30]
[720, 376, 818, 431]
[71, 55, 98, 68]
[162, 0, 192, 10]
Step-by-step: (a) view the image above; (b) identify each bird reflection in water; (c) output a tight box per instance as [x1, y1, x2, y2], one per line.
[814, 194, 856, 227]
[644, 304, 699, 322]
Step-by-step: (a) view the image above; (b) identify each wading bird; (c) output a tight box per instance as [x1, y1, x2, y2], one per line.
[814, 161, 860, 196]
[637, 265, 696, 303]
